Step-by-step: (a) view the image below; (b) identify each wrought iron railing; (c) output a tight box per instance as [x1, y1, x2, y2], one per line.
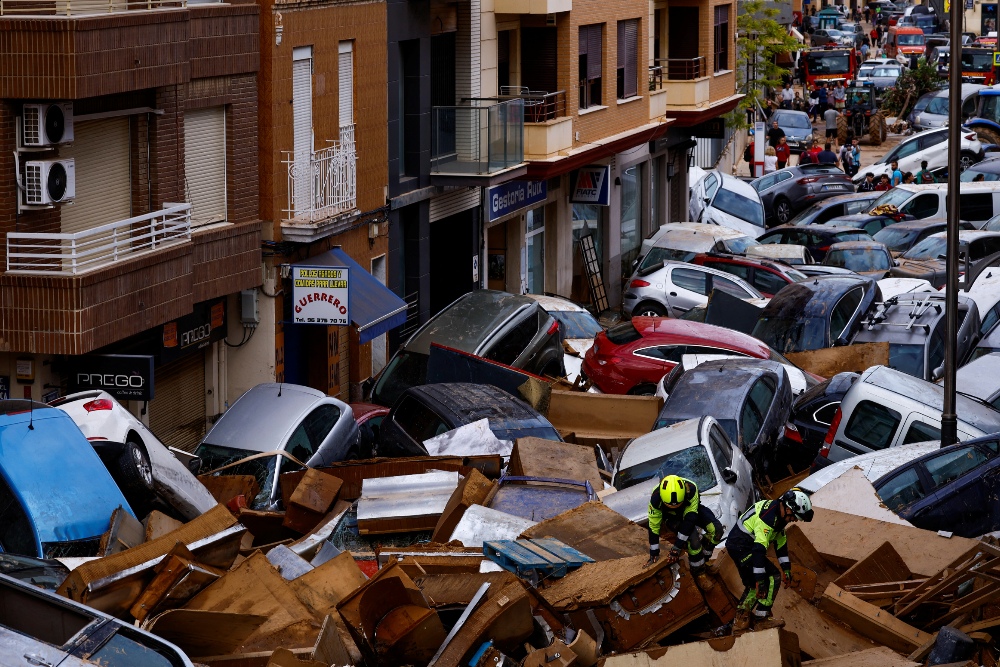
[655, 57, 706, 81]
[284, 124, 357, 223]
[6, 202, 191, 274]
[649, 66, 664, 91]
[498, 87, 567, 122]
[431, 98, 524, 176]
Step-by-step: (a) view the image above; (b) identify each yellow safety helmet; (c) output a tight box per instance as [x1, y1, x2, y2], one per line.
[659, 475, 686, 508]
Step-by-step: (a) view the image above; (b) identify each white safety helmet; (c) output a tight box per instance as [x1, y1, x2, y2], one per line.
[781, 488, 814, 522]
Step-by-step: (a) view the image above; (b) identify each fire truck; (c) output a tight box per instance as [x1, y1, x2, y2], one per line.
[800, 46, 859, 88]
[961, 47, 997, 86]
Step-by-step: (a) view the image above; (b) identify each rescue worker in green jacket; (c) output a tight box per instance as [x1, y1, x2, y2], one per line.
[646, 475, 723, 581]
[726, 489, 814, 632]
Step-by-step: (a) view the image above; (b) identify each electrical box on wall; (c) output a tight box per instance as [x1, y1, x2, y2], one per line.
[240, 289, 260, 326]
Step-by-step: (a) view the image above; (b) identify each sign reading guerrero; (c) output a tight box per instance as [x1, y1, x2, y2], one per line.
[292, 265, 350, 325]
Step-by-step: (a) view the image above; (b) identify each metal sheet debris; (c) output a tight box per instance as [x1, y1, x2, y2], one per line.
[357, 470, 459, 534]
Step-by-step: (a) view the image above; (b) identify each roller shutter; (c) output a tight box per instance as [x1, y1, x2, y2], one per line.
[429, 187, 480, 222]
[184, 107, 227, 225]
[59, 117, 131, 235]
[149, 352, 207, 453]
[339, 42, 354, 128]
[292, 52, 314, 215]
[521, 27, 558, 94]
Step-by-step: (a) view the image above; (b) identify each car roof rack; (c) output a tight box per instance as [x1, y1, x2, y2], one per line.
[860, 293, 941, 332]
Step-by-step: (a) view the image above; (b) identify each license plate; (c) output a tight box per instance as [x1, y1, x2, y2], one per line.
[823, 185, 848, 191]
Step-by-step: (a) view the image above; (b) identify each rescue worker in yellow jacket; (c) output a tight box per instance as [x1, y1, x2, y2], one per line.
[725, 489, 814, 631]
[646, 475, 723, 579]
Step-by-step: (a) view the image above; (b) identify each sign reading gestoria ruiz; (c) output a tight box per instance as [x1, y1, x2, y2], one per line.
[292, 265, 350, 325]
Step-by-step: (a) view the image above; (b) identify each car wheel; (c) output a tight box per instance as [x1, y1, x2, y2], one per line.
[628, 384, 657, 396]
[973, 126, 1000, 147]
[774, 198, 793, 225]
[632, 302, 668, 317]
[960, 150, 979, 172]
[115, 439, 155, 505]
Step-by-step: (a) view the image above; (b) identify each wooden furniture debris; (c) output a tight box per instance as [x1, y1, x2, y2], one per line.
[818, 583, 932, 654]
[282, 468, 343, 534]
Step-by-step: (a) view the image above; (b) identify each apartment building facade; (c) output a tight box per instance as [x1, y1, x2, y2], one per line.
[257, 0, 395, 401]
[0, 0, 263, 450]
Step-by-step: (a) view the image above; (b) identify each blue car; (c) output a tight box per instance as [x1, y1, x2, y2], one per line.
[873, 434, 1000, 538]
[0, 400, 134, 559]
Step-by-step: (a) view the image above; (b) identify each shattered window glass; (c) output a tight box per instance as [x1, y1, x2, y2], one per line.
[613, 445, 718, 492]
[194, 442, 277, 509]
[876, 468, 925, 512]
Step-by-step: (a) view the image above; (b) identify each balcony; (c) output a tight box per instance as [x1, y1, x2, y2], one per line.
[431, 98, 527, 186]
[493, 0, 569, 14]
[281, 125, 358, 242]
[656, 57, 712, 110]
[498, 88, 572, 161]
[0, 0, 194, 16]
[648, 68, 668, 121]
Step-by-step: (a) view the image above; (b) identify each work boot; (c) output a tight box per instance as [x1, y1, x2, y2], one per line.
[732, 610, 751, 634]
[751, 615, 786, 631]
[694, 571, 715, 592]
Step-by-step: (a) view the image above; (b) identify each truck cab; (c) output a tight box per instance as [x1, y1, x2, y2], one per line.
[886, 26, 925, 66]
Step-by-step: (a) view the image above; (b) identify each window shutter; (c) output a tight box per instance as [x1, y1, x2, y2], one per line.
[522, 27, 558, 92]
[625, 19, 638, 98]
[292, 52, 313, 214]
[579, 25, 588, 58]
[617, 22, 625, 70]
[338, 42, 354, 127]
[59, 118, 131, 235]
[183, 106, 227, 225]
[588, 25, 602, 81]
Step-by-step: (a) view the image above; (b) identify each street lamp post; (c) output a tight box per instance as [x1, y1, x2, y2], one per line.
[942, 0, 962, 446]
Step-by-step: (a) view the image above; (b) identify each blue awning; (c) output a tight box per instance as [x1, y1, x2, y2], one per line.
[293, 249, 408, 344]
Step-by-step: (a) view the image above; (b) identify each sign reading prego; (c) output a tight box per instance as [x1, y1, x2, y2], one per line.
[71, 354, 155, 401]
[292, 266, 350, 325]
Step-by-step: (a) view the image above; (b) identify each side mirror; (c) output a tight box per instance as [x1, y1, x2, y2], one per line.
[722, 467, 738, 484]
[932, 365, 945, 381]
[187, 456, 202, 475]
[704, 197, 712, 204]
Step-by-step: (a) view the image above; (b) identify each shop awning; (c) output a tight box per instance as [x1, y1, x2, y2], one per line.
[293, 249, 408, 344]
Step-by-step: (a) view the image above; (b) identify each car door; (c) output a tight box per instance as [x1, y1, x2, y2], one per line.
[631, 345, 686, 385]
[705, 422, 752, 531]
[384, 395, 451, 456]
[739, 376, 777, 456]
[906, 444, 994, 534]
[914, 131, 947, 171]
[483, 312, 541, 368]
[711, 274, 761, 301]
[297, 403, 345, 465]
[666, 266, 710, 316]
[832, 398, 902, 460]
[754, 174, 779, 216]
[828, 285, 865, 345]
[751, 267, 790, 297]
[691, 173, 717, 221]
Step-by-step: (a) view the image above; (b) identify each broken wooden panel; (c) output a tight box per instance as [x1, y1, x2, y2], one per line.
[237, 508, 300, 546]
[130, 550, 223, 621]
[819, 583, 932, 654]
[783, 524, 843, 600]
[810, 468, 912, 526]
[264, 648, 327, 667]
[356, 471, 459, 534]
[286, 500, 352, 561]
[283, 469, 343, 535]
[143, 609, 267, 658]
[431, 468, 496, 543]
[312, 614, 363, 667]
[198, 474, 261, 506]
[98, 506, 145, 556]
[288, 551, 368, 619]
[545, 391, 662, 448]
[539, 555, 677, 610]
[834, 542, 913, 592]
[144, 511, 185, 542]
[414, 572, 519, 608]
[801, 647, 921, 666]
[377, 545, 486, 577]
[784, 342, 889, 377]
[599, 627, 800, 666]
[58, 505, 244, 616]
[508, 437, 603, 490]
[519, 501, 648, 560]
[184, 552, 321, 653]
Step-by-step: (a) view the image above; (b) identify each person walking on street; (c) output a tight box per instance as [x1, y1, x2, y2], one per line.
[858, 172, 877, 192]
[860, 41, 870, 61]
[745, 134, 757, 177]
[850, 138, 861, 178]
[833, 82, 846, 111]
[781, 82, 795, 109]
[891, 160, 903, 186]
[646, 475, 723, 589]
[767, 120, 785, 147]
[870, 26, 879, 45]
[817, 83, 829, 116]
[824, 106, 840, 140]
[917, 160, 936, 184]
[818, 142, 839, 167]
[764, 146, 778, 174]
[775, 136, 791, 169]
[839, 141, 854, 175]
[808, 88, 820, 121]
[727, 490, 814, 632]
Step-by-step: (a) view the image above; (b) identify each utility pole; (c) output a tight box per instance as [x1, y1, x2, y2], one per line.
[942, 0, 961, 446]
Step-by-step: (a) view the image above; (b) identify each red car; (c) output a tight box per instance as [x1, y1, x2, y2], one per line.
[582, 318, 777, 395]
[690, 253, 807, 298]
[351, 402, 390, 458]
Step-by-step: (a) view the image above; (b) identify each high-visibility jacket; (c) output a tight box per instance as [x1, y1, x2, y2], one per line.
[728, 500, 791, 580]
[647, 477, 701, 551]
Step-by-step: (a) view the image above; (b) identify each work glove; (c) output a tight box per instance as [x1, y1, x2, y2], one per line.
[782, 569, 793, 589]
[645, 549, 659, 567]
[664, 547, 682, 564]
[755, 579, 770, 602]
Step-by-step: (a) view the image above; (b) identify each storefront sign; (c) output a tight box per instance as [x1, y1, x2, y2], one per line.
[292, 266, 350, 325]
[71, 355, 155, 401]
[0, 376, 8, 400]
[161, 299, 227, 364]
[487, 180, 547, 221]
[570, 166, 611, 206]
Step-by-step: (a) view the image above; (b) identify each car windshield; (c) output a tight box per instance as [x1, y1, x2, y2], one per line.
[826, 29, 843, 36]
[889, 343, 925, 378]
[639, 247, 698, 272]
[925, 97, 950, 114]
[961, 169, 1000, 182]
[722, 236, 757, 255]
[963, 52, 994, 70]
[985, 215, 1000, 232]
[606, 321, 642, 344]
[712, 188, 765, 227]
[868, 187, 915, 206]
[753, 315, 828, 352]
[825, 247, 892, 271]
[903, 235, 947, 260]
[785, 268, 809, 281]
[898, 33, 924, 45]
[552, 310, 603, 340]
[775, 113, 812, 129]
[806, 53, 851, 73]
[195, 442, 277, 508]
[874, 225, 921, 251]
[614, 445, 718, 492]
[913, 96, 932, 113]
[872, 67, 902, 77]
[371, 351, 429, 407]
[789, 202, 831, 226]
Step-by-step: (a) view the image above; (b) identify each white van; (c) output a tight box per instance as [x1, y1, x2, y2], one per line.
[865, 183, 1000, 227]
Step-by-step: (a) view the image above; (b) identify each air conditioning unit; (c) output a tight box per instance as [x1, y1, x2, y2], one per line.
[23, 159, 75, 205]
[22, 102, 74, 147]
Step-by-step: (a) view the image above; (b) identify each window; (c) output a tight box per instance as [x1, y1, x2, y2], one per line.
[925, 445, 989, 489]
[672, 267, 709, 295]
[707, 261, 750, 281]
[292, 47, 314, 212]
[713, 275, 754, 299]
[704, 173, 720, 198]
[709, 425, 733, 469]
[902, 420, 941, 444]
[960, 193, 994, 222]
[876, 467, 926, 512]
[740, 377, 776, 446]
[844, 400, 901, 450]
[283, 404, 338, 471]
[89, 630, 181, 667]
[753, 174, 778, 192]
[620, 166, 642, 274]
[754, 270, 788, 296]
[393, 397, 450, 443]
[714, 5, 731, 72]
[895, 139, 922, 160]
[634, 345, 684, 362]
[981, 303, 1000, 336]
[830, 287, 863, 341]
[813, 402, 839, 426]
[526, 207, 545, 294]
[338, 41, 354, 127]
[579, 24, 603, 109]
[846, 200, 873, 214]
[617, 19, 639, 99]
[485, 315, 539, 365]
[971, 237, 1000, 259]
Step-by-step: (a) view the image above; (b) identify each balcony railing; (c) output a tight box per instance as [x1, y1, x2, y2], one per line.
[655, 57, 707, 81]
[498, 87, 568, 123]
[284, 125, 357, 223]
[431, 98, 524, 176]
[649, 66, 664, 91]
[0, 0, 205, 16]
[6, 202, 191, 274]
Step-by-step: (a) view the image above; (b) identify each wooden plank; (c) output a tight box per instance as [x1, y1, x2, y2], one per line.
[819, 583, 933, 654]
[835, 542, 912, 589]
[98, 506, 145, 556]
[531, 538, 594, 567]
[288, 551, 368, 619]
[198, 474, 260, 505]
[430, 468, 495, 543]
[545, 391, 662, 441]
[130, 553, 222, 621]
[519, 501, 648, 561]
[144, 511, 184, 542]
[508, 437, 603, 490]
[802, 646, 920, 666]
[784, 342, 889, 377]
[144, 609, 268, 658]
[598, 627, 800, 667]
[960, 616, 1000, 634]
[283, 469, 343, 534]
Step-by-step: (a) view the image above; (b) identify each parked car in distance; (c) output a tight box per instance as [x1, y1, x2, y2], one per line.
[655, 352, 821, 401]
[853, 293, 980, 381]
[782, 372, 861, 471]
[906, 90, 937, 126]
[961, 157, 1000, 182]
[582, 317, 776, 395]
[526, 293, 604, 384]
[861, 183, 1000, 226]
[817, 365, 1000, 466]
[890, 230, 1000, 288]
[653, 359, 794, 473]
[689, 168, 766, 237]
[747, 244, 815, 266]
[873, 218, 975, 257]
[853, 127, 983, 184]
[637, 223, 757, 272]
[878, 277, 936, 300]
[865, 63, 905, 97]
[820, 212, 908, 237]
[911, 84, 983, 131]
[623, 260, 765, 319]
[873, 435, 1000, 537]
[786, 192, 880, 226]
[822, 241, 896, 278]
[378, 382, 562, 457]
[603, 416, 754, 535]
[195, 383, 359, 509]
[690, 253, 807, 298]
[768, 110, 815, 153]
[52, 391, 217, 520]
[955, 353, 1000, 410]
[0, 572, 196, 667]
[370, 290, 565, 407]
[751, 164, 855, 226]
[0, 400, 135, 559]
[753, 275, 881, 353]
[756, 225, 874, 262]
[811, 28, 853, 46]
[964, 269, 1000, 336]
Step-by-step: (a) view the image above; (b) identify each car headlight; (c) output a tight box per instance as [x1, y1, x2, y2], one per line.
[806, 133, 814, 143]
[914, 115, 921, 124]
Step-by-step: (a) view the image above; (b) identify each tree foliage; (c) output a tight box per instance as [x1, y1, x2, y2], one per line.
[728, 0, 800, 130]
[880, 58, 943, 118]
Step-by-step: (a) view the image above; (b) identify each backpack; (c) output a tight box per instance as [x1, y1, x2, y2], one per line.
[744, 143, 753, 163]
